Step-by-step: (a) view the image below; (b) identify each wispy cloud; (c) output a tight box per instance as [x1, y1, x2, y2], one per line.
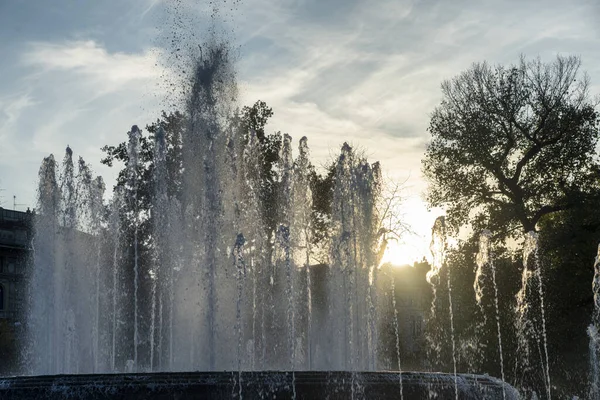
[22, 40, 161, 97]
[236, 0, 600, 189]
[1, 39, 165, 208]
[1, 0, 599, 234]
[0, 92, 37, 158]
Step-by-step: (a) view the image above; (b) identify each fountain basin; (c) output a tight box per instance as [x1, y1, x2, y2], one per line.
[0, 371, 518, 399]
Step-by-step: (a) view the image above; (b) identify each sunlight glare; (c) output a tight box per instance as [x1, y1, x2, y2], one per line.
[380, 239, 421, 267]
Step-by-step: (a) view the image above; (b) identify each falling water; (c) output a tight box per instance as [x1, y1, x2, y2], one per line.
[425, 217, 443, 368]
[110, 187, 123, 372]
[475, 230, 506, 400]
[76, 158, 96, 369]
[327, 143, 382, 375]
[391, 274, 404, 400]
[22, 36, 485, 396]
[240, 130, 266, 370]
[127, 125, 142, 371]
[150, 126, 169, 371]
[77, 160, 105, 373]
[167, 199, 181, 370]
[279, 134, 297, 372]
[60, 147, 78, 373]
[91, 177, 105, 372]
[149, 268, 157, 371]
[446, 249, 458, 400]
[428, 216, 458, 399]
[516, 231, 551, 399]
[180, 41, 238, 371]
[292, 136, 313, 370]
[588, 244, 600, 399]
[233, 233, 246, 400]
[28, 155, 59, 374]
[28, 147, 107, 374]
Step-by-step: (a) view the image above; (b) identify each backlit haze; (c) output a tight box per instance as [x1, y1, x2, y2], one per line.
[1, 0, 599, 265]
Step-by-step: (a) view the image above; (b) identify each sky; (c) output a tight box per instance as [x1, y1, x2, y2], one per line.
[0, 0, 599, 264]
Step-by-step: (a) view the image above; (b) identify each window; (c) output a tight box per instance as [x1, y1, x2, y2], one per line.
[6, 258, 15, 274]
[0, 284, 4, 311]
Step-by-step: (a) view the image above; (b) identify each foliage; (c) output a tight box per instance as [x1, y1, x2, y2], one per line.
[537, 197, 600, 397]
[423, 54, 600, 397]
[237, 100, 350, 263]
[100, 110, 185, 205]
[423, 55, 600, 238]
[240, 100, 273, 142]
[308, 165, 335, 263]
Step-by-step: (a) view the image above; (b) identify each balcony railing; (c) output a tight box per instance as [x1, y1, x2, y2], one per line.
[0, 208, 31, 248]
[0, 208, 31, 224]
[0, 310, 18, 320]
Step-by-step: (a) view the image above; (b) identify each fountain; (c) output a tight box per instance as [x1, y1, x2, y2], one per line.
[475, 230, 506, 400]
[0, 26, 520, 400]
[589, 244, 600, 399]
[515, 232, 552, 399]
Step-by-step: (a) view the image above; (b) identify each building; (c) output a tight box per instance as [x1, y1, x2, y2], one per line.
[377, 260, 431, 370]
[0, 207, 32, 374]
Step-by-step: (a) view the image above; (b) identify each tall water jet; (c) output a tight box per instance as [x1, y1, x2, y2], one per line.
[92, 177, 105, 370]
[390, 274, 404, 400]
[26, 147, 105, 375]
[76, 158, 105, 372]
[27, 155, 59, 374]
[109, 187, 124, 372]
[278, 134, 296, 374]
[588, 244, 600, 399]
[239, 129, 267, 369]
[150, 126, 168, 371]
[126, 126, 142, 371]
[60, 147, 78, 373]
[515, 231, 551, 399]
[233, 233, 247, 399]
[425, 217, 443, 369]
[165, 197, 182, 369]
[277, 132, 309, 378]
[326, 142, 382, 395]
[427, 216, 458, 399]
[11, 2, 524, 395]
[363, 161, 381, 371]
[291, 136, 313, 370]
[180, 40, 237, 370]
[475, 230, 506, 400]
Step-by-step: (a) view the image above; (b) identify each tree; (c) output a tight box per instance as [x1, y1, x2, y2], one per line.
[100, 110, 185, 205]
[240, 100, 273, 142]
[237, 101, 280, 238]
[422, 55, 599, 238]
[537, 195, 600, 397]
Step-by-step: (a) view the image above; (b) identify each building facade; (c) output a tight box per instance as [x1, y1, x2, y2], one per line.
[377, 260, 431, 371]
[0, 207, 32, 374]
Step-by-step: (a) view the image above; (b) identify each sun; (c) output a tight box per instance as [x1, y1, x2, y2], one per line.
[380, 239, 423, 267]
[378, 197, 442, 267]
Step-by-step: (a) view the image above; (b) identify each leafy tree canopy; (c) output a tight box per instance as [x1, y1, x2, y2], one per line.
[423, 55, 599, 238]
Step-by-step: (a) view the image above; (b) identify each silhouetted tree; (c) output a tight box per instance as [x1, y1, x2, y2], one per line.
[100, 110, 185, 205]
[423, 55, 600, 397]
[423, 55, 599, 238]
[537, 195, 600, 398]
[240, 100, 273, 142]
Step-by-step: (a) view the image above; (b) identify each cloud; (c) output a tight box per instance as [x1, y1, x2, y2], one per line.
[1, 0, 599, 239]
[0, 92, 36, 141]
[235, 0, 600, 182]
[0, 39, 166, 208]
[21, 40, 161, 97]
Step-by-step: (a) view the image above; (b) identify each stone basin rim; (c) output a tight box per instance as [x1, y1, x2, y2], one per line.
[0, 370, 508, 385]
